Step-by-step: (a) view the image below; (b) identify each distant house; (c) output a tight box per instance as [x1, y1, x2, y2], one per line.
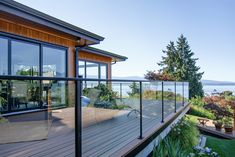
[0, 0, 127, 114]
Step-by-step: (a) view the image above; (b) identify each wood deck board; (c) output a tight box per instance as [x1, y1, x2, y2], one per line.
[0, 102, 183, 157]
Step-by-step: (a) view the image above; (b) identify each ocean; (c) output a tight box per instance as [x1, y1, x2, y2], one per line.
[203, 85, 235, 95]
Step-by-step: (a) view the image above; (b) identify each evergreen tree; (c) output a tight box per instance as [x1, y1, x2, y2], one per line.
[158, 34, 204, 98]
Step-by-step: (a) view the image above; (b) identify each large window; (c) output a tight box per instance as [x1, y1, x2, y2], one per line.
[0, 38, 8, 75]
[43, 46, 66, 77]
[11, 41, 40, 76]
[0, 35, 68, 114]
[78, 60, 108, 79]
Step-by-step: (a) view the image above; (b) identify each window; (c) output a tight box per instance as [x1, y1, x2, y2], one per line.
[86, 62, 99, 79]
[78, 60, 108, 79]
[0, 38, 8, 75]
[43, 46, 66, 77]
[78, 61, 85, 78]
[0, 35, 68, 114]
[11, 41, 40, 76]
[100, 64, 107, 79]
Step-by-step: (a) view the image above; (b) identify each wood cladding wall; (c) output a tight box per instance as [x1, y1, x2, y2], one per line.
[0, 11, 77, 47]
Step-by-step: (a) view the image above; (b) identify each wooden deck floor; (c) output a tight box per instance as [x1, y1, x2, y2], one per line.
[0, 101, 183, 157]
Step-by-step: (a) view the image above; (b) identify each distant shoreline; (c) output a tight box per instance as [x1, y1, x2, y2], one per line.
[203, 84, 235, 86]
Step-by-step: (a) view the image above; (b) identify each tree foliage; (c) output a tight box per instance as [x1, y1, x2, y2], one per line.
[156, 34, 204, 98]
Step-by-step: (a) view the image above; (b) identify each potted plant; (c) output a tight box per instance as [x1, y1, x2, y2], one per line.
[223, 116, 233, 133]
[213, 119, 223, 131]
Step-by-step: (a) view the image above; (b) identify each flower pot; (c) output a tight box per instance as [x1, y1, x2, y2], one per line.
[214, 123, 222, 131]
[224, 126, 233, 133]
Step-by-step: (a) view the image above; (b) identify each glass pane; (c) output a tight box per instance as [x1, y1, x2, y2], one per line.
[11, 80, 41, 111]
[43, 46, 66, 77]
[82, 81, 140, 156]
[100, 64, 107, 79]
[0, 80, 8, 113]
[176, 82, 183, 109]
[0, 80, 76, 156]
[79, 60, 85, 78]
[42, 81, 67, 109]
[0, 38, 8, 75]
[86, 62, 98, 79]
[11, 41, 39, 76]
[163, 81, 175, 117]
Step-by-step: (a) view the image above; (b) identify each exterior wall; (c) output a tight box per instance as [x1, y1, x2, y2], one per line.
[0, 12, 112, 78]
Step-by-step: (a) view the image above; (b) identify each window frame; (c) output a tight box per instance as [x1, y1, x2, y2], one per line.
[78, 59, 108, 79]
[0, 32, 68, 77]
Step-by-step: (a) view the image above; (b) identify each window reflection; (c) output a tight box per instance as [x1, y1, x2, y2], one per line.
[100, 64, 107, 79]
[86, 62, 99, 79]
[78, 61, 85, 78]
[11, 41, 39, 76]
[43, 46, 66, 77]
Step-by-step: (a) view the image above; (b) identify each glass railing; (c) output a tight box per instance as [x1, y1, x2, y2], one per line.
[0, 76, 189, 157]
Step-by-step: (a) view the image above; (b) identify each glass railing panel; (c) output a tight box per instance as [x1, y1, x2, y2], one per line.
[142, 81, 162, 133]
[0, 79, 75, 157]
[82, 81, 140, 157]
[184, 82, 189, 104]
[176, 82, 183, 110]
[163, 81, 175, 118]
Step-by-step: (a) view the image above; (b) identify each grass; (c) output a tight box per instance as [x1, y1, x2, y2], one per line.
[188, 105, 215, 120]
[206, 136, 235, 157]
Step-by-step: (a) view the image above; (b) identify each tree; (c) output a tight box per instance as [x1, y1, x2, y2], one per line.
[157, 34, 204, 98]
[128, 82, 140, 97]
[144, 71, 175, 81]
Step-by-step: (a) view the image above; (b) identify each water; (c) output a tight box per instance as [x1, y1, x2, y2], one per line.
[203, 85, 235, 95]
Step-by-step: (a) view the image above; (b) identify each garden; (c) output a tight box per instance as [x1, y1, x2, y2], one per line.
[152, 91, 235, 157]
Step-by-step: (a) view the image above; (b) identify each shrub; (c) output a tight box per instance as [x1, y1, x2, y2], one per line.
[153, 117, 199, 157]
[83, 83, 118, 109]
[188, 105, 215, 120]
[190, 96, 205, 106]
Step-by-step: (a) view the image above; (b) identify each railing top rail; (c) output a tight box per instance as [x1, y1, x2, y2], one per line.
[0, 75, 189, 83]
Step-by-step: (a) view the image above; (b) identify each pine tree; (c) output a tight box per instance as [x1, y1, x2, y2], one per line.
[158, 34, 204, 98]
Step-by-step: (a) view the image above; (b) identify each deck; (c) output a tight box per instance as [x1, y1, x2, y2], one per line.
[0, 100, 186, 157]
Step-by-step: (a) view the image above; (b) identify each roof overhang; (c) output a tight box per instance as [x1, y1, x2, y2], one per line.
[0, 0, 104, 45]
[81, 46, 128, 62]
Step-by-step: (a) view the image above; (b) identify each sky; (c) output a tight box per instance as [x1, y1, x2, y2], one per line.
[15, 0, 235, 81]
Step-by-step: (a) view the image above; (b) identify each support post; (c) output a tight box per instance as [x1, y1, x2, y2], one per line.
[120, 83, 123, 102]
[161, 82, 164, 123]
[139, 81, 143, 139]
[75, 77, 82, 157]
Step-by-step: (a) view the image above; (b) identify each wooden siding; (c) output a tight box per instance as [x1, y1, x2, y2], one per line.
[0, 11, 77, 47]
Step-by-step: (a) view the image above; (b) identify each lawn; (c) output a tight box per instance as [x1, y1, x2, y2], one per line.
[206, 136, 235, 157]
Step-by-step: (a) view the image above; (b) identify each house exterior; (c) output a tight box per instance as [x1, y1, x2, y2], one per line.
[0, 0, 127, 114]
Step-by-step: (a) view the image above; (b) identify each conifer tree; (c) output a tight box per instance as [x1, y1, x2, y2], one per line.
[158, 34, 204, 98]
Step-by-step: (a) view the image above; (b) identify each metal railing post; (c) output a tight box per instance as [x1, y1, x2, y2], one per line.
[120, 83, 123, 102]
[139, 81, 143, 139]
[161, 82, 164, 123]
[174, 82, 177, 113]
[182, 82, 184, 106]
[75, 77, 82, 157]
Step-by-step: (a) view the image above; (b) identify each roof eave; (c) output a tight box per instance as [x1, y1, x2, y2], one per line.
[82, 47, 128, 62]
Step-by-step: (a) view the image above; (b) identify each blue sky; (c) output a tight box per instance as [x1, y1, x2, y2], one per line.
[15, 0, 235, 81]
